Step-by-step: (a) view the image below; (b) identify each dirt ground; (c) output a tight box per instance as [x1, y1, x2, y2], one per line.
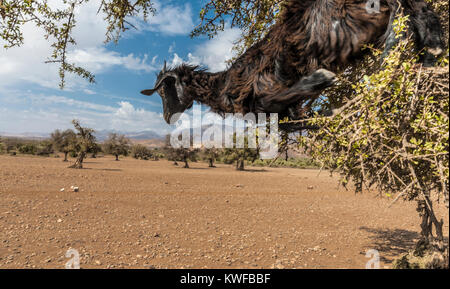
[0, 155, 448, 269]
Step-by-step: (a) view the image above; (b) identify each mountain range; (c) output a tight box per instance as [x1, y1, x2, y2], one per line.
[0, 130, 164, 141]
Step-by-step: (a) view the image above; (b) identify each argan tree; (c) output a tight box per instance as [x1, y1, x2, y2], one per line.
[0, 137, 5, 154]
[90, 142, 102, 158]
[36, 140, 54, 156]
[163, 135, 179, 166]
[163, 134, 198, 168]
[103, 133, 130, 161]
[222, 135, 259, 171]
[69, 120, 97, 169]
[203, 147, 219, 168]
[177, 148, 198, 169]
[51, 129, 76, 161]
[192, 0, 284, 58]
[131, 144, 153, 160]
[299, 14, 449, 268]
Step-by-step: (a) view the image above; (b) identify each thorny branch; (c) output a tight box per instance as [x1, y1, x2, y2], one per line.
[0, 0, 155, 88]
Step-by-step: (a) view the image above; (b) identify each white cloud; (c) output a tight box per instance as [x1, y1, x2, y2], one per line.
[170, 53, 185, 67]
[68, 48, 155, 74]
[169, 27, 242, 72]
[28, 94, 116, 113]
[0, 93, 171, 134]
[191, 27, 242, 72]
[83, 89, 97, 95]
[0, 108, 75, 134]
[112, 101, 169, 132]
[151, 55, 159, 65]
[168, 42, 176, 53]
[143, 2, 194, 35]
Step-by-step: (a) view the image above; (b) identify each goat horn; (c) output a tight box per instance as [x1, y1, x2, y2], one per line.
[163, 61, 167, 73]
[156, 72, 178, 88]
[141, 72, 179, 97]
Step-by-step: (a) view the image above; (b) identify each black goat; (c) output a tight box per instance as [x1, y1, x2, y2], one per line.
[142, 0, 444, 123]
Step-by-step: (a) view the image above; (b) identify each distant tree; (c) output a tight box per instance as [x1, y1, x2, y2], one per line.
[51, 129, 76, 161]
[181, 148, 199, 169]
[151, 149, 163, 161]
[37, 140, 54, 156]
[90, 142, 102, 158]
[68, 120, 96, 169]
[202, 147, 219, 168]
[279, 131, 290, 162]
[17, 143, 37, 155]
[131, 144, 153, 160]
[0, 137, 5, 154]
[6, 144, 15, 154]
[163, 135, 179, 166]
[103, 133, 130, 161]
[163, 135, 198, 168]
[222, 135, 259, 171]
[177, 148, 198, 169]
[0, 138, 16, 154]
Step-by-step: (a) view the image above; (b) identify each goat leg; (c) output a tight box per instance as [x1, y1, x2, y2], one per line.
[295, 69, 337, 94]
[258, 69, 337, 113]
[381, 0, 404, 62]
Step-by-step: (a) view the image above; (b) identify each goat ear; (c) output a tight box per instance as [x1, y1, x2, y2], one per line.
[141, 89, 158, 96]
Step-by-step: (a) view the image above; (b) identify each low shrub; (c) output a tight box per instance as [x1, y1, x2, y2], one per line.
[131, 144, 153, 160]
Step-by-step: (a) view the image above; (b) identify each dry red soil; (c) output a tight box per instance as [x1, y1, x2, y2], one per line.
[0, 155, 448, 269]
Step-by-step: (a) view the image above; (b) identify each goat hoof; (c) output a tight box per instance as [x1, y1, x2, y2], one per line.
[428, 47, 443, 56]
[308, 69, 337, 90]
[315, 69, 337, 83]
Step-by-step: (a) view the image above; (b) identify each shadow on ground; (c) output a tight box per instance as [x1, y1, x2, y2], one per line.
[93, 168, 123, 172]
[359, 227, 420, 264]
[240, 169, 268, 173]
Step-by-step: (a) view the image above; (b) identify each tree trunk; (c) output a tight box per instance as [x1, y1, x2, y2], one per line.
[69, 152, 85, 169]
[417, 198, 444, 243]
[415, 198, 448, 268]
[236, 159, 245, 171]
[182, 155, 189, 168]
[63, 151, 68, 162]
[209, 158, 215, 168]
[115, 154, 119, 161]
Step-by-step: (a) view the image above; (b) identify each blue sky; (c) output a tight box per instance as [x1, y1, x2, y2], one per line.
[0, 0, 241, 135]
